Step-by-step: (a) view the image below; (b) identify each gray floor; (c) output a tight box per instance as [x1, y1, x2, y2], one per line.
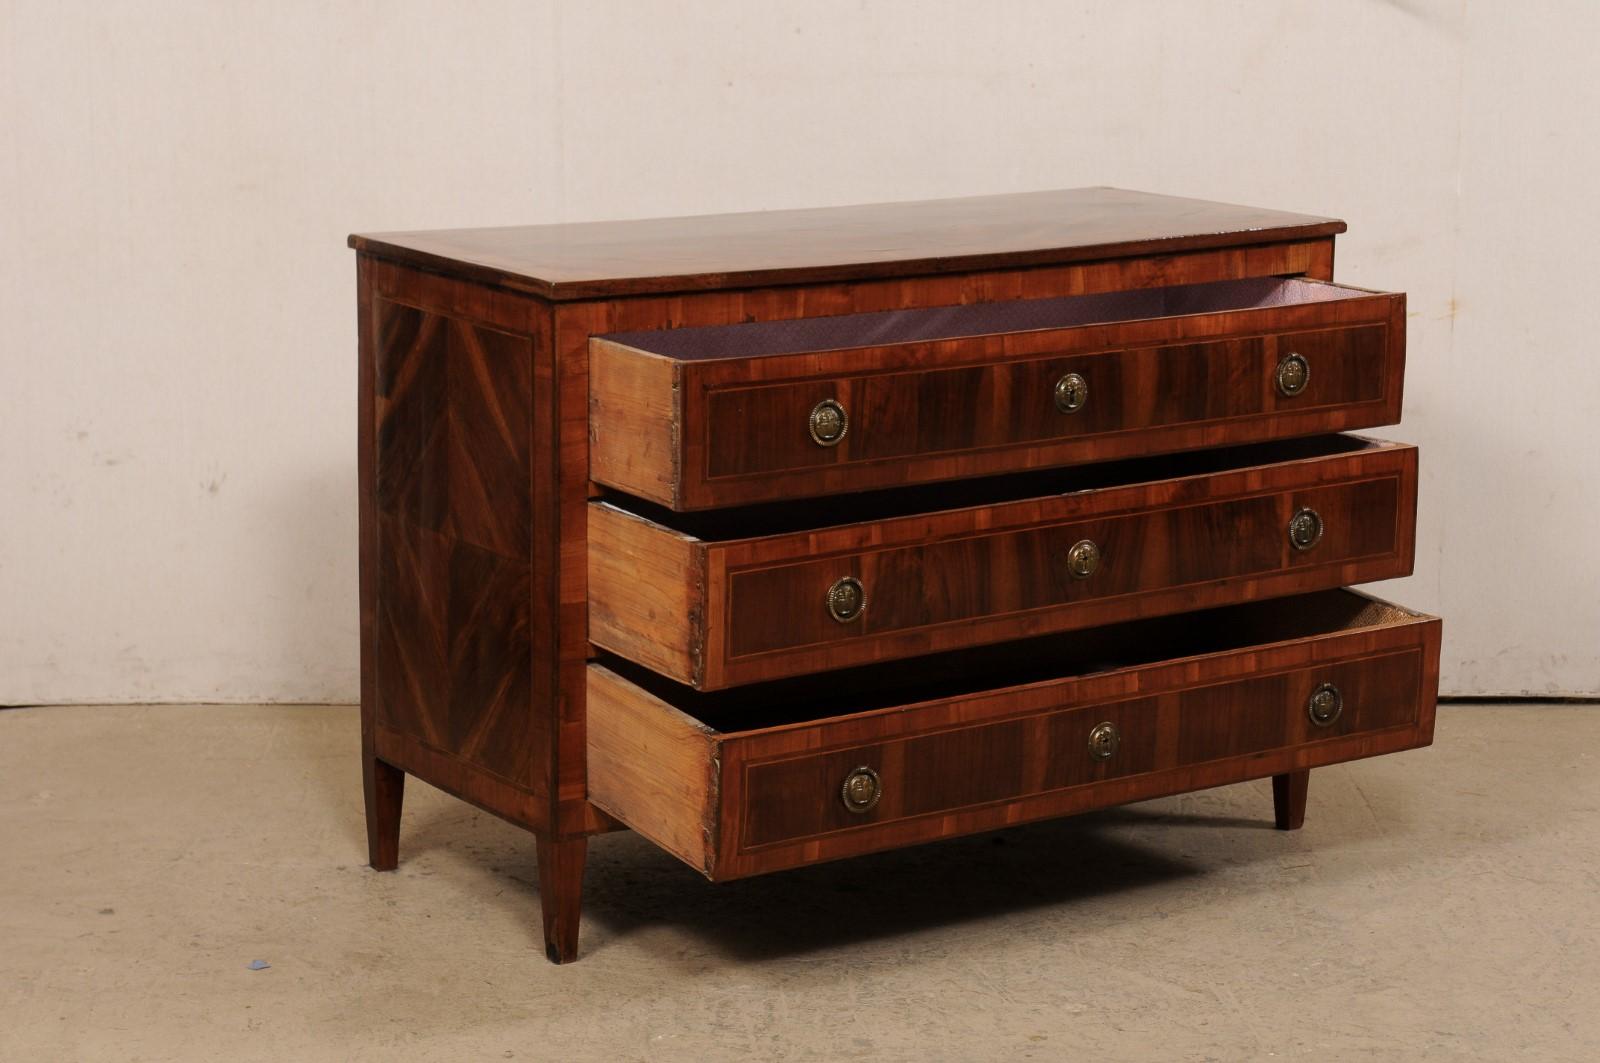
[2, 703, 1597, 1062]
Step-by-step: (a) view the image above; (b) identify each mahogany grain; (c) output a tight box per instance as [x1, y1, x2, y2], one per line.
[591, 277, 1404, 509]
[589, 437, 1418, 688]
[350, 186, 1344, 300]
[547, 233, 1339, 856]
[351, 188, 1429, 963]
[586, 591, 1440, 880]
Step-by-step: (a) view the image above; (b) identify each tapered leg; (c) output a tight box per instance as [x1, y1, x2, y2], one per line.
[1273, 769, 1310, 831]
[536, 835, 588, 964]
[364, 750, 405, 870]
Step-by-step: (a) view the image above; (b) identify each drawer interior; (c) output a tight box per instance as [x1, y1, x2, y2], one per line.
[596, 589, 1428, 735]
[602, 433, 1379, 541]
[601, 276, 1379, 362]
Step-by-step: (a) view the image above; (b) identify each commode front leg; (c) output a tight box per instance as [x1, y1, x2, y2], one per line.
[536, 835, 588, 964]
[1272, 769, 1309, 831]
[363, 746, 405, 870]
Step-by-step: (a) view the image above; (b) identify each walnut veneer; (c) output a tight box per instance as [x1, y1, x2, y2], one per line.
[350, 187, 1439, 963]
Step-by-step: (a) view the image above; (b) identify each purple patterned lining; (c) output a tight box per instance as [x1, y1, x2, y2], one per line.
[603, 277, 1365, 362]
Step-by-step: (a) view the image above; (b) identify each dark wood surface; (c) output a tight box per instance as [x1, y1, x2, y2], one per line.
[589, 437, 1419, 689]
[363, 753, 403, 871]
[591, 277, 1404, 509]
[345, 232, 1334, 959]
[357, 261, 562, 840]
[353, 189, 1437, 963]
[349, 187, 1344, 300]
[586, 591, 1441, 881]
[370, 284, 546, 804]
[356, 237, 1334, 847]
[536, 836, 587, 964]
[1274, 770, 1311, 830]
[553, 237, 1338, 844]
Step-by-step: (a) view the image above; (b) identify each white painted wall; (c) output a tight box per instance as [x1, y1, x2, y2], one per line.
[3, 0, 1596, 702]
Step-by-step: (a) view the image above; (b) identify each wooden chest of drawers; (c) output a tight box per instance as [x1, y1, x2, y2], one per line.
[349, 187, 1440, 963]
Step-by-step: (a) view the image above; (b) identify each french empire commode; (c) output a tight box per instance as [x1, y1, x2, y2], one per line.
[350, 188, 1439, 963]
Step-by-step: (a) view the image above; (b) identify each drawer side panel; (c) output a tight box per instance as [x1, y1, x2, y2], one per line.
[586, 666, 720, 876]
[589, 340, 680, 507]
[587, 505, 704, 686]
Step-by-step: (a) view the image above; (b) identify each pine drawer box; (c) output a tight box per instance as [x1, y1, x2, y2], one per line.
[349, 187, 1440, 963]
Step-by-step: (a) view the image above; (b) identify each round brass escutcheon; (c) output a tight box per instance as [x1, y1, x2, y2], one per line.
[1066, 538, 1102, 580]
[1276, 352, 1311, 396]
[826, 576, 866, 623]
[1088, 721, 1121, 760]
[1287, 507, 1324, 552]
[841, 765, 882, 813]
[809, 398, 849, 447]
[1054, 371, 1089, 414]
[1307, 682, 1344, 727]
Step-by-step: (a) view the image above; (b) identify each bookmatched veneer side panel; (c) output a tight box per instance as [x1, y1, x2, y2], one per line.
[358, 258, 557, 832]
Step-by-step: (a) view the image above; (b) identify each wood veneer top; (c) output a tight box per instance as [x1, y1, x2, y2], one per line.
[347, 187, 1345, 301]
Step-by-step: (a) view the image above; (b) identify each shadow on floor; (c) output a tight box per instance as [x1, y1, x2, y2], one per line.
[397, 795, 1279, 964]
[279, 709, 1390, 966]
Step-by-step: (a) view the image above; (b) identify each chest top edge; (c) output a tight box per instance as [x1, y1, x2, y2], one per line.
[348, 187, 1345, 302]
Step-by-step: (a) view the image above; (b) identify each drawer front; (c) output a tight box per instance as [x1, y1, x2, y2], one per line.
[589, 437, 1419, 689]
[724, 474, 1402, 660]
[585, 591, 1442, 881]
[590, 278, 1405, 510]
[735, 649, 1421, 853]
[704, 324, 1388, 480]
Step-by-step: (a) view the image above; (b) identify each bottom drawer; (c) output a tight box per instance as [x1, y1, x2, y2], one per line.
[587, 590, 1440, 881]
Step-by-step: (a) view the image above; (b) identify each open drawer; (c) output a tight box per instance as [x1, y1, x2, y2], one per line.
[589, 435, 1418, 689]
[589, 276, 1406, 510]
[587, 589, 1442, 881]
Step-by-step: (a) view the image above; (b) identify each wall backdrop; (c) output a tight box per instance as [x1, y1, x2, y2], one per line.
[3, 0, 1597, 702]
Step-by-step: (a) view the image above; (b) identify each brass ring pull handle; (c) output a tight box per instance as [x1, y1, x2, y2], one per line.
[809, 398, 848, 446]
[826, 576, 866, 623]
[1276, 352, 1311, 396]
[1307, 682, 1344, 727]
[1054, 371, 1089, 414]
[1066, 539, 1101, 580]
[1287, 507, 1324, 552]
[1088, 721, 1121, 760]
[841, 766, 882, 813]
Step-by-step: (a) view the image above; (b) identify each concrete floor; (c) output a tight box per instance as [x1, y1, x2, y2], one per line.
[2, 705, 1597, 1062]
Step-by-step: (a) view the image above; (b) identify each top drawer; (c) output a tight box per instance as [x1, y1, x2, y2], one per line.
[589, 276, 1405, 510]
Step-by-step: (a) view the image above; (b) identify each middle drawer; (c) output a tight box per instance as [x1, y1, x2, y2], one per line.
[588, 434, 1417, 690]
